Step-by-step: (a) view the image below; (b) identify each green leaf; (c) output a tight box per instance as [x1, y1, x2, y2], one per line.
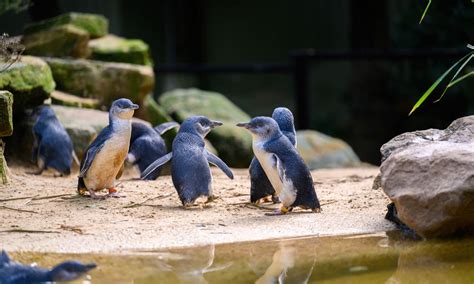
[419, 0, 431, 24]
[409, 51, 473, 115]
[435, 51, 474, 102]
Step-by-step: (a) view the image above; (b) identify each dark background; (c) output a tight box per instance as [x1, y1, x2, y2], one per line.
[1, 0, 472, 164]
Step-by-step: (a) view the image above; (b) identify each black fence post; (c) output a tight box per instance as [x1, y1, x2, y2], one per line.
[292, 52, 311, 130]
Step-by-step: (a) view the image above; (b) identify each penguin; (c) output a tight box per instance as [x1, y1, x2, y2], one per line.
[249, 107, 296, 204]
[77, 98, 139, 199]
[237, 117, 321, 215]
[0, 250, 96, 284]
[127, 121, 179, 180]
[141, 116, 234, 206]
[30, 105, 78, 176]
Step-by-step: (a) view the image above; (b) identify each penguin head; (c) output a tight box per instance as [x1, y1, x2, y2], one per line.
[237, 116, 280, 140]
[31, 105, 56, 121]
[48, 261, 96, 282]
[272, 107, 295, 134]
[109, 98, 139, 120]
[181, 116, 223, 138]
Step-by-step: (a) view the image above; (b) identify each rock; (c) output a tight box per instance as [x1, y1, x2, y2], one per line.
[159, 88, 252, 167]
[296, 130, 361, 170]
[22, 24, 90, 58]
[88, 35, 152, 66]
[44, 57, 154, 109]
[0, 140, 8, 184]
[136, 94, 176, 147]
[379, 116, 474, 238]
[51, 90, 100, 109]
[0, 56, 55, 113]
[24, 12, 108, 38]
[0, 91, 13, 137]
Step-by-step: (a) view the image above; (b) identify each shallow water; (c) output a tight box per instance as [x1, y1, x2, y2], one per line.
[9, 231, 474, 283]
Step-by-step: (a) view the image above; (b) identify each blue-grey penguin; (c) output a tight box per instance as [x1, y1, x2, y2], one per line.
[77, 98, 139, 199]
[0, 250, 96, 284]
[250, 107, 296, 204]
[237, 117, 321, 214]
[141, 116, 234, 206]
[30, 105, 77, 176]
[127, 121, 179, 180]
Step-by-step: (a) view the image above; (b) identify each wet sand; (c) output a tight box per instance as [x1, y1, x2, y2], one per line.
[0, 164, 393, 253]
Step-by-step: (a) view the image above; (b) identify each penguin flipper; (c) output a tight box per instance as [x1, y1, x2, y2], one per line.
[206, 150, 234, 179]
[141, 152, 173, 180]
[79, 144, 104, 177]
[154, 121, 180, 135]
[272, 154, 285, 183]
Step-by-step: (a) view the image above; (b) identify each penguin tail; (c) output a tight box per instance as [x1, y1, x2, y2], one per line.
[77, 177, 87, 195]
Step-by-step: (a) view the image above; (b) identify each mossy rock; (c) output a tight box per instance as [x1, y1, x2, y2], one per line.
[0, 91, 13, 137]
[0, 56, 55, 114]
[44, 57, 154, 109]
[22, 24, 90, 58]
[24, 12, 108, 38]
[51, 90, 100, 109]
[296, 130, 361, 170]
[89, 35, 152, 66]
[0, 140, 8, 184]
[159, 88, 252, 167]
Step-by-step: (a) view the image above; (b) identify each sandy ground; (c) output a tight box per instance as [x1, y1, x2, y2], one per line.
[0, 163, 394, 253]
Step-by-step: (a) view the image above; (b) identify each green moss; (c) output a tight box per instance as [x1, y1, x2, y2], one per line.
[24, 12, 108, 38]
[0, 56, 55, 111]
[44, 58, 154, 108]
[89, 35, 152, 66]
[0, 91, 13, 137]
[22, 25, 90, 58]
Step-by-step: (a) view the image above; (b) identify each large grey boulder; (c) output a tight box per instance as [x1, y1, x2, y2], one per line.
[159, 88, 252, 167]
[296, 130, 361, 170]
[379, 116, 474, 238]
[44, 57, 154, 109]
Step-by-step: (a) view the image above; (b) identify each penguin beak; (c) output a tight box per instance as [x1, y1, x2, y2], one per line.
[211, 120, 223, 128]
[129, 104, 139, 110]
[236, 122, 250, 129]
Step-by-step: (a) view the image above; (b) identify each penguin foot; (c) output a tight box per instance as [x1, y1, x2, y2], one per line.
[205, 195, 219, 203]
[26, 168, 44, 175]
[312, 208, 322, 213]
[265, 206, 291, 216]
[87, 190, 107, 200]
[107, 188, 125, 198]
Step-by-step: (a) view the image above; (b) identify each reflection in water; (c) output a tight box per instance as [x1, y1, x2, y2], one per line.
[7, 232, 474, 283]
[255, 243, 314, 284]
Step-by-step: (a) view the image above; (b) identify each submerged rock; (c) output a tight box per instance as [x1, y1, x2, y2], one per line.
[22, 24, 90, 58]
[0, 91, 13, 137]
[0, 56, 55, 113]
[296, 130, 361, 170]
[159, 88, 252, 167]
[88, 34, 152, 65]
[379, 116, 474, 238]
[24, 12, 108, 38]
[44, 57, 154, 109]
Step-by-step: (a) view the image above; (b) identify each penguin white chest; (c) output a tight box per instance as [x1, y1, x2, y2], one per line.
[84, 126, 131, 190]
[253, 140, 297, 207]
[253, 141, 283, 195]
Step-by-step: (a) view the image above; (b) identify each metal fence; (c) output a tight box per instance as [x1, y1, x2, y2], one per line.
[154, 48, 468, 129]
